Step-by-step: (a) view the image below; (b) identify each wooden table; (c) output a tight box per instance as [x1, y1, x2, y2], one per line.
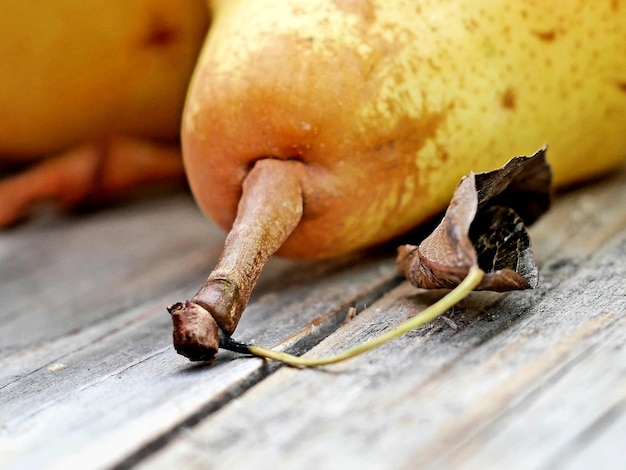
[1, 166, 624, 470]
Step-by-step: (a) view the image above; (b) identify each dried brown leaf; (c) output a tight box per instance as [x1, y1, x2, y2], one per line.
[397, 147, 552, 291]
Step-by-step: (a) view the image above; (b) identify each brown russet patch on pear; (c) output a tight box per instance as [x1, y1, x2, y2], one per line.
[501, 87, 517, 110]
[333, 0, 377, 23]
[372, 108, 448, 159]
[616, 81, 626, 94]
[532, 29, 558, 42]
[142, 15, 179, 48]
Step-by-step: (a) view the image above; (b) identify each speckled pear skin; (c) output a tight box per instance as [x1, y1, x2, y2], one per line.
[183, 0, 626, 260]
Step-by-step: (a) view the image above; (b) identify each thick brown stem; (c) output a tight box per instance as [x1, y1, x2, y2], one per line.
[169, 158, 305, 362]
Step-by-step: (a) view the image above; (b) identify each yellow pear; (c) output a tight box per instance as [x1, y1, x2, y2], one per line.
[172, 0, 626, 361]
[184, 0, 626, 260]
[0, 0, 208, 225]
[0, 0, 208, 159]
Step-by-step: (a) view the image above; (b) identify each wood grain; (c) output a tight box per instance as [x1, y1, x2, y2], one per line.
[0, 194, 400, 469]
[1, 165, 625, 469]
[138, 168, 626, 470]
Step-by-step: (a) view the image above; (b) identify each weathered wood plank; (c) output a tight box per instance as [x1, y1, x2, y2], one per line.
[137, 167, 626, 470]
[0, 193, 400, 469]
[1, 166, 624, 469]
[0, 194, 220, 355]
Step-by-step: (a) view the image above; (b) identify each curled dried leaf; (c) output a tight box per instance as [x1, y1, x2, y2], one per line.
[397, 147, 552, 292]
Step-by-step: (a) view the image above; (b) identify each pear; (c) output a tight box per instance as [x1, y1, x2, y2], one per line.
[0, 1, 208, 225]
[172, 0, 626, 361]
[0, 0, 208, 159]
[184, 0, 626, 260]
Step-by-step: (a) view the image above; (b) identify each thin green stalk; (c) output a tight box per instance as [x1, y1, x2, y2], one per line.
[247, 266, 485, 367]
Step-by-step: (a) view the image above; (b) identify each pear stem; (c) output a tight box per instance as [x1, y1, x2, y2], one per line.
[170, 158, 304, 362]
[237, 266, 485, 367]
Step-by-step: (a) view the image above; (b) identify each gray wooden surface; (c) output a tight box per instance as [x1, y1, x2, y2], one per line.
[1, 166, 624, 470]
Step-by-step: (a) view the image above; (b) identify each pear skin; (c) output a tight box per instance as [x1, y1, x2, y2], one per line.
[183, 0, 626, 260]
[173, 0, 626, 360]
[0, 0, 208, 159]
